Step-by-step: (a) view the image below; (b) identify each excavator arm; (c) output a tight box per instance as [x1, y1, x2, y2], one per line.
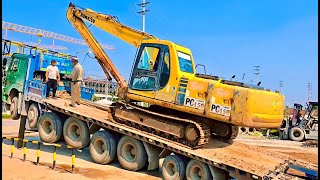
[66, 3, 158, 98]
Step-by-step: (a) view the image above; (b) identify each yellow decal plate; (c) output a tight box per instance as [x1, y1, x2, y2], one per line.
[184, 97, 205, 110]
[210, 103, 231, 117]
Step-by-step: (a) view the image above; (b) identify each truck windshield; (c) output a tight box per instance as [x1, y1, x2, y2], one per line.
[177, 51, 193, 74]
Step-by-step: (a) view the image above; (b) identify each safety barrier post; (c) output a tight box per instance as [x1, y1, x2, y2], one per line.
[53, 146, 57, 169]
[10, 138, 14, 158]
[71, 149, 75, 173]
[36, 142, 41, 165]
[3, 137, 76, 174]
[23, 140, 28, 161]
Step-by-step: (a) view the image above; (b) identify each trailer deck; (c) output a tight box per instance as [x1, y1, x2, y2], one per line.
[41, 98, 318, 179]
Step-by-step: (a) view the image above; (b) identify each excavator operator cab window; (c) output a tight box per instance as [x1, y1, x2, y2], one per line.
[177, 51, 193, 74]
[130, 44, 170, 91]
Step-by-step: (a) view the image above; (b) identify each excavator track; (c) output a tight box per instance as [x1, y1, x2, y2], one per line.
[116, 102, 211, 149]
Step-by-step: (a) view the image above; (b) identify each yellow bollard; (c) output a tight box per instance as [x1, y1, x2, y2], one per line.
[71, 149, 76, 173]
[10, 138, 14, 158]
[23, 140, 28, 161]
[52, 146, 57, 169]
[37, 143, 41, 165]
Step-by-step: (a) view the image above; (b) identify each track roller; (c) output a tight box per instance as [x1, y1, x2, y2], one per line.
[161, 155, 186, 180]
[38, 112, 63, 143]
[117, 136, 147, 171]
[63, 117, 90, 149]
[186, 159, 212, 180]
[89, 130, 118, 164]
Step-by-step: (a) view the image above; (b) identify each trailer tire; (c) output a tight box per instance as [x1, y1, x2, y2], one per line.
[27, 103, 39, 129]
[186, 159, 212, 180]
[38, 112, 63, 143]
[63, 117, 90, 149]
[117, 136, 147, 171]
[10, 97, 20, 120]
[289, 127, 305, 142]
[90, 130, 117, 164]
[161, 155, 186, 180]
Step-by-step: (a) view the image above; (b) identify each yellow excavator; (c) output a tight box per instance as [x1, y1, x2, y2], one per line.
[66, 3, 285, 148]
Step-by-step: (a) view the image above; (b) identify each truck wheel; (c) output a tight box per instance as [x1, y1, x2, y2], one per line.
[90, 130, 117, 164]
[161, 155, 186, 180]
[63, 117, 90, 149]
[38, 112, 63, 143]
[10, 97, 20, 120]
[186, 159, 212, 180]
[289, 127, 305, 142]
[27, 103, 39, 129]
[117, 136, 147, 171]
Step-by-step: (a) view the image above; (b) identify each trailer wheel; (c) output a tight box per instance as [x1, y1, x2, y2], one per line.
[38, 112, 63, 143]
[186, 159, 212, 180]
[10, 97, 20, 120]
[90, 130, 117, 164]
[161, 155, 186, 180]
[289, 127, 305, 142]
[27, 103, 39, 128]
[63, 117, 90, 149]
[117, 136, 147, 171]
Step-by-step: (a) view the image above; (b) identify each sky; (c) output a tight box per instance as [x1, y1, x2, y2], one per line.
[2, 0, 318, 106]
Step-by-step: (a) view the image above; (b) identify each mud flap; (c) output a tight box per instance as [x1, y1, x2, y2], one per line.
[143, 142, 162, 170]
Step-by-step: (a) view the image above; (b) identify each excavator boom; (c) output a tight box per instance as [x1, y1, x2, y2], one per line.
[67, 3, 157, 48]
[67, 3, 129, 96]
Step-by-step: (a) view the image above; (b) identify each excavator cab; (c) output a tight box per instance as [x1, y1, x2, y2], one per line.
[129, 43, 174, 96]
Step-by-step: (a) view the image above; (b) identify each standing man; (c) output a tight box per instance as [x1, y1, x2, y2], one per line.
[46, 60, 60, 99]
[70, 57, 83, 107]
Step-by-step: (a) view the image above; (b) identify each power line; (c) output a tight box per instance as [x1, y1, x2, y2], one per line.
[136, 0, 150, 32]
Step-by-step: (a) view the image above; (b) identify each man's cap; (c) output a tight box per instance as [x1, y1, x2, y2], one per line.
[51, 59, 56, 62]
[71, 57, 79, 61]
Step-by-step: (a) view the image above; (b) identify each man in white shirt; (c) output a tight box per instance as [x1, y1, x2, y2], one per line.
[45, 60, 60, 99]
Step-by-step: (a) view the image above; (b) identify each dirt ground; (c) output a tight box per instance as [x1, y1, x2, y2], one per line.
[2, 118, 318, 179]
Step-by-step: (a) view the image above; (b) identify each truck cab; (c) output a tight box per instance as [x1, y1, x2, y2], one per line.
[2, 54, 29, 119]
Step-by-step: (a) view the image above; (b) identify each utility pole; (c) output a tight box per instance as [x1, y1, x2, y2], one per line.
[308, 82, 312, 102]
[279, 81, 284, 93]
[136, 0, 150, 32]
[253, 66, 260, 83]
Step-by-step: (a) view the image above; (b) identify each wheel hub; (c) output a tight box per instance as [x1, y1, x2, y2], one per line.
[69, 124, 81, 140]
[94, 139, 105, 155]
[29, 111, 35, 122]
[166, 162, 176, 176]
[43, 120, 52, 134]
[123, 143, 135, 161]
